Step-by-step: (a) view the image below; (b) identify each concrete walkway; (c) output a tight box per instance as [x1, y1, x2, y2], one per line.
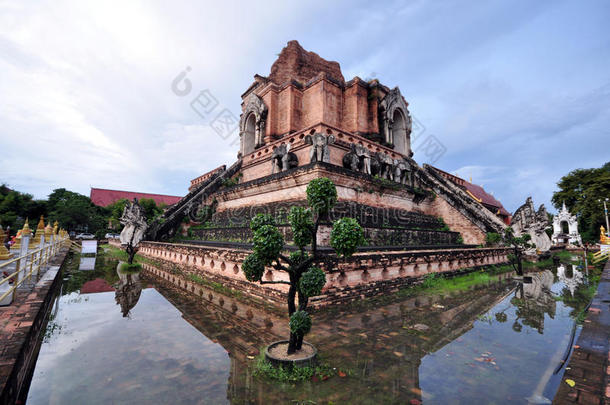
[554, 260, 610, 404]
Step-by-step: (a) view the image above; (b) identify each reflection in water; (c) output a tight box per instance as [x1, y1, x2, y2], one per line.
[557, 264, 584, 297]
[512, 270, 556, 334]
[114, 264, 143, 317]
[78, 256, 96, 271]
[27, 252, 594, 405]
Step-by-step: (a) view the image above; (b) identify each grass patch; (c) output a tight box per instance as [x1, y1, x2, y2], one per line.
[252, 351, 349, 382]
[119, 262, 142, 273]
[416, 271, 493, 295]
[102, 244, 162, 267]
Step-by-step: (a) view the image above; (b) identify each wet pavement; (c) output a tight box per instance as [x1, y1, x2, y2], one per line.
[24, 248, 599, 404]
[553, 259, 610, 405]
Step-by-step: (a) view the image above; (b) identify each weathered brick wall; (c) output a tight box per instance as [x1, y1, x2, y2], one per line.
[426, 194, 487, 244]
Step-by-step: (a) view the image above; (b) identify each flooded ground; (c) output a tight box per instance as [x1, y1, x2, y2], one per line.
[25, 249, 594, 404]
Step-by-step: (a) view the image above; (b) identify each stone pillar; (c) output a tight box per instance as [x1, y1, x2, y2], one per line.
[17, 228, 31, 286]
[32, 233, 44, 279]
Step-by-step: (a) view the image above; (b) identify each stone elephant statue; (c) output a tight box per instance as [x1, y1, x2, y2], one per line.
[304, 133, 335, 163]
[393, 159, 411, 185]
[375, 152, 395, 180]
[342, 144, 360, 171]
[271, 144, 298, 173]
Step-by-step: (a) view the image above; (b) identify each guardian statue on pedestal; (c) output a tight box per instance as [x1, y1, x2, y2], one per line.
[119, 199, 148, 264]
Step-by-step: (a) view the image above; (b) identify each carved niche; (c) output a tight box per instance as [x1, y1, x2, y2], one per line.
[239, 94, 267, 155]
[379, 87, 413, 157]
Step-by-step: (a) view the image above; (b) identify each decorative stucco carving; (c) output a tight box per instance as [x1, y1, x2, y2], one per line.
[511, 197, 551, 252]
[551, 202, 582, 245]
[304, 133, 334, 163]
[239, 94, 267, 153]
[379, 87, 413, 157]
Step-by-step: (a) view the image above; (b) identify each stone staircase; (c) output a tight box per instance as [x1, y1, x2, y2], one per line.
[146, 159, 242, 241]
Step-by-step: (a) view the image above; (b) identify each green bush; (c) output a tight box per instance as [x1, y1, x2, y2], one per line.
[250, 213, 276, 232]
[299, 267, 326, 297]
[252, 225, 284, 264]
[119, 262, 142, 273]
[289, 310, 312, 336]
[485, 232, 502, 246]
[242, 253, 265, 282]
[306, 178, 337, 215]
[288, 207, 313, 248]
[330, 217, 364, 257]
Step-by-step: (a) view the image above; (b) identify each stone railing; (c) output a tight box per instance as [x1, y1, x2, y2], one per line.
[0, 231, 69, 306]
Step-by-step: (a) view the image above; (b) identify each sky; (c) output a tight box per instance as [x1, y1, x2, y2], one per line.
[1, 0, 608, 213]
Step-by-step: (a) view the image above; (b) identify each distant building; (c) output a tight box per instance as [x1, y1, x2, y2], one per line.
[430, 167, 512, 225]
[90, 188, 182, 207]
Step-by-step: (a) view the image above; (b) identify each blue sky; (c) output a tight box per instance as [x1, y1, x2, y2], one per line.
[1, 0, 608, 213]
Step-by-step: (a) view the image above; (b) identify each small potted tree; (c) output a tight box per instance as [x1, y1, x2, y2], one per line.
[242, 178, 363, 365]
[504, 227, 533, 276]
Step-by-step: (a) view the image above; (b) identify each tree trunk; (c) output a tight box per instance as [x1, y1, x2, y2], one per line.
[287, 332, 298, 354]
[287, 277, 297, 316]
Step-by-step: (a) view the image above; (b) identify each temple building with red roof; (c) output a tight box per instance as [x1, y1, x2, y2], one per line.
[429, 167, 512, 225]
[90, 188, 182, 207]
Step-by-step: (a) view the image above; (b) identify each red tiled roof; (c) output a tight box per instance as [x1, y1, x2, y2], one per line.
[90, 188, 182, 207]
[430, 166, 511, 217]
[463, 182, 511, 217]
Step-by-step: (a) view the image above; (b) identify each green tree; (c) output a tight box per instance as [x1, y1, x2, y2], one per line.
[242, 178, 364, 354]
[105, 198, 129, 230]
[0, 185, 47, 234]
[504, 227, 533, 276]
[47, 188, 106, 233]
[552, 162, 610, 242]
[139, 198, 166, 224]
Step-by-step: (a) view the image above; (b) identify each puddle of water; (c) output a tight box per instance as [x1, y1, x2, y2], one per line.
[26, 251, 595, 404]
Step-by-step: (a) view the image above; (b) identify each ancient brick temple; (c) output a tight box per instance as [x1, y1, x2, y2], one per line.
[238, 40, 412, 182]
[143, 41, 511, 306]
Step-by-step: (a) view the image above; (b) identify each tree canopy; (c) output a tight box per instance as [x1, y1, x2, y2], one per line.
[552, 162, 610, 242]
[47, 188, 107, 234]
